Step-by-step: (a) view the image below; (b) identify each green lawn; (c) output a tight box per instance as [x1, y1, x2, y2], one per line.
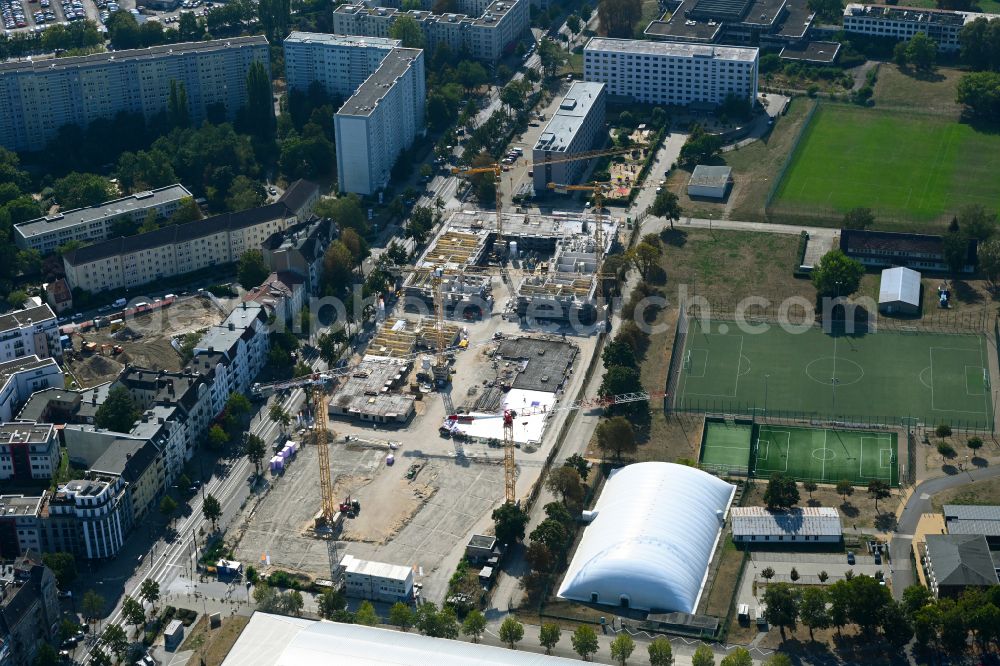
[897, 0, 1000, 12]
[771, 104, 1000, 231]
[676, 319, 994, 429]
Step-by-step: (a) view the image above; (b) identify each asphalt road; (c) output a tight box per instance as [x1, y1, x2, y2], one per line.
[889, 462, 1000, 599]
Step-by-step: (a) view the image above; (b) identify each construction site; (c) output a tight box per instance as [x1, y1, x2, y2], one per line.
[62, 295, 227, 388]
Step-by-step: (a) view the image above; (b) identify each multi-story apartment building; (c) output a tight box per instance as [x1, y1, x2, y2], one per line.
[0, 496, 46, 559]
[61, 203, 296, 292]
[0, 305, 60, 364]
[284, 33, 426, 196]
[186, 303, 270, 415]
[262, 217, 336, 296]
[332, 0, 528, 63]
[0, 553, 60, 666]
[0, 356, 63, 423]
[90, 437, 166, 528]
[0, 37, 270, 152]
[14, 185, 193, 254]
[0, 423, 59, 484]
[334, 47, 426, 195]
[843, 4, 1000, 52]
[532, 82, 607, 192]
[583, 38, 759, 106]
[43, 474, 129, 560]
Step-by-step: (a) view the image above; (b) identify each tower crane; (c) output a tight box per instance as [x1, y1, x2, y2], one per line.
[446, 389, 663, 504]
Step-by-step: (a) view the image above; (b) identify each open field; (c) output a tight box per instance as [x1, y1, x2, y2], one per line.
[932, 475, 1000, 510]
[886, 0, 1000, 12]
[182, 614, 250, 666]
[873, 64, 965, 119]
[676, 319, 994, 429]
[665, 97, 817, 221]
[771, 104, 1000, 231]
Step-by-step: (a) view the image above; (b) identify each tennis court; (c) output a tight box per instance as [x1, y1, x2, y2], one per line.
[753, 425, 898, 487]
[676, 319, 994, 429]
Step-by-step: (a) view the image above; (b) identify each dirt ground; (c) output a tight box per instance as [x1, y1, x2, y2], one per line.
[858, 273, 1000, 325]
[932, 475, 1000, 510]
[65, 297, 224, 387]
[181, 614, 250, 666]
[333, 463, 437, 545]
[744, 482, 901, 532]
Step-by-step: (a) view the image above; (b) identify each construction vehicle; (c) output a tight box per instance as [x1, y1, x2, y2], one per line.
[339, 496, 361, 518]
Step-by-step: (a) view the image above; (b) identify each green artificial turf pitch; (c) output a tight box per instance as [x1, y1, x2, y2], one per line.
[676, 319, 993, 429]
[771, 105, 1000, 226]
[700, 419, 754, 471]
[753, 425, 898, 486]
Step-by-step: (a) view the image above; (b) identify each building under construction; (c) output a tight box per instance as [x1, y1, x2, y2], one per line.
[407, 210, 620, 324]
[327, 357, 416, 424]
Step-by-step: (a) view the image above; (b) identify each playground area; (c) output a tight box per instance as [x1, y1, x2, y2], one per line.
[675, 319, 994, 430]
[699, 419, 899, 486]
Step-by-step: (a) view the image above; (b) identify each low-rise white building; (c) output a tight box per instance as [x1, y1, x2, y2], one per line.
[843, 4, 1000, 52]
[0, 422, 60, 483]
[687, 165, 733, 199]
[14, 185, 193, 254]
[339, 553, 414, 603]
[0, 355, 64, 422]
[0, 304, 60, 364]
[584, 37, 759, 106]
[730, 507, 843, 544]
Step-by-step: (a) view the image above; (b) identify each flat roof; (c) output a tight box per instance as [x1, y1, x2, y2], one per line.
[779, 40, 839, 62]
[338, 48, 421, 117]
[689, 165, 732, 188]
[0, 422, 54, 445]
[585, 36, 758, 62]
[843, 3, 1000, 25]
[0, 304, 57, 333]
[776, 0, 815, 37]
[0, 36, 267, 74]
[0, 355, 60, 387]
[533, 82, 605, 154]
[16, 185, 192, 239]
[645, 15, 722, 41]
[340, 554, 411, 582]
[0, 494, 44, 517]
[496, 337, 578, 393]
[285, 32, 398, 49]
[737, 0, 786, 25]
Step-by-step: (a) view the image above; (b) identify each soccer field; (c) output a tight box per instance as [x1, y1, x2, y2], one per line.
[754, 426, 898, 486]
[771, 105, 1000, 227]
[676, 320, 994, 429]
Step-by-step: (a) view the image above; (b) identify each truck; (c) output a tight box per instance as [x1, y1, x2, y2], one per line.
[113, 297, 127, 308]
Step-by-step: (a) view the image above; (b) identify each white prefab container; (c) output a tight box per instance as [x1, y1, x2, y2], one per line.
[509, 241, 518, 258]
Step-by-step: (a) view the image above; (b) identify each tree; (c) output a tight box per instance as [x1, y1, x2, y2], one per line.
[799, 587, 831, 640]
[159, 495, 178, 520]
[610, 632, 635, 665]
[462, 609, 487, 642]
[530, 519, 570, 561]
[595, 416, 637, 460]
[959, 204, 997, 242]
[944, 218, 969, 274]
[564, 454, 590, 482]
[545, 466, 584, 506]
[499, 615, 524, 649]
[492, 502, 529, 545]
[41, 552, 76, 589]
[202, 493, 222, 530]
[764, 472, 800, 510]
[178, 11, 201, 40]
[571, 624, 600, 660]
[790, 567, 800, 582]
[649, 189, 681, 230]
[719, 648, 753, 666]
[843, 207, 875, 230]
[238, 249, 271, 288]
[803, 480, 818, 499]
[122, 595, 145, 637]
[539, 622, 562, 654]
[881, 599, 914, 648]
[245, 433, 268, 478]
[168, 80, 191, 129]
[630, 242, 663, 280]
[322, 241, 355, 297]
[82, 590, 104, 624]
[227, 175, 265, 212]
[94, 386, 140, 432]
[245, 60, 274, 138]
[818, 570, 829, 583]
[355, 601, 379, 626]
[760, 567, 775, 581]
[846, 575, 892, 633]
[538, 39, 567, 78]
[603, 340, 637, 370]
[89, 648, 113, 666]
[269, 404, 292, 435]
[836, 479, 854, 501]
[811, 249, 865, 300]
[956, 71, 1000, 121]
[100, 624, 128, 662]
[5, 290, 27, 309]
[526, 541, 556, 574]
[207, 424, 229, 449]
[679, 124, 722, 165]
[457, 60, 489, 93]
[33, 643, 61, 666]
[283, 589, 304, 616]
[692, 645, 715, 666]
[416, 602, 459, 638]
[318, 588, 346, 619]
[867, 479, 891, 513]
[647, 636, 673, 666]
[763, 656, 792, 666]
[598, 0, 641, 37]
[389, 14, 426, 49]
[907, 32, 938, 71]
[762, 583, 799, 639]
[139, 579, 160, 613]
[902, 583, 935, 617]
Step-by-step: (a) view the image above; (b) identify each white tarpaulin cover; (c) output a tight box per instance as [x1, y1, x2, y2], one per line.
[558, 462, 736, 613]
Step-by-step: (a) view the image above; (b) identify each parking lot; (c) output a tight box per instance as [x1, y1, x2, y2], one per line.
[2, 0, 105, 32]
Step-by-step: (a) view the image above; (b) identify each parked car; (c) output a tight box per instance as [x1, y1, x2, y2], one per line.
[847, 551, 855, 565]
